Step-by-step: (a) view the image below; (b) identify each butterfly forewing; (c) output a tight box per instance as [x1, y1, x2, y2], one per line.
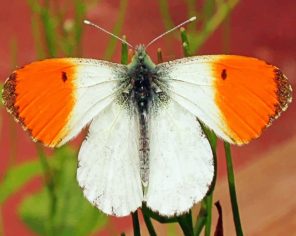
[2, 58, 127, 147]
[156, 55, 292, 144]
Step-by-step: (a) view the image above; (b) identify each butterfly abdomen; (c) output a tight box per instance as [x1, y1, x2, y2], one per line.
[128, 56, 156, 186]
[139, 112, 149, 187]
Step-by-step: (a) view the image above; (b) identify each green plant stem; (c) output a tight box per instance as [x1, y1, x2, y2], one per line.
[222, 9, 231, 53]
[36, 144, 56, 236]
[199, 123, 217, 195]
[31, 15, 45, 59]
[192, 0, 239, 52]
[224, 142, 243, 236]
[177, 211, 193, 236]
[194, 201, 207, 236]
[184, 0, 198, 32]
[40, 1, 57, 57]
[132, 211, 141, 236]
[27, 0, 47, 59]
[193, 126, 217, 236]
[180, 28, 190, 56]
[121, 35, 128, 64]
[202, 0, 215, 22]
[204, 194, 213, 236]
[142, 212, 157, 236]
[158, 0, 175, 29]
[73, 0, 86, 56]
[103, 0, 128, 60]
[141, 204, 178, 224]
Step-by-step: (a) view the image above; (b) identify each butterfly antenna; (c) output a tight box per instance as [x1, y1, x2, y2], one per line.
[84, 20, 133, 48]
[145, 16, 197, 49]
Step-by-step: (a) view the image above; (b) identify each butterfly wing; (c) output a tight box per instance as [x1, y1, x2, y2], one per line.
[77, 102, 143, 216]
[2, 58, 127, 147]
[156, 55, 292, 144]
[145, 100, 213, 216]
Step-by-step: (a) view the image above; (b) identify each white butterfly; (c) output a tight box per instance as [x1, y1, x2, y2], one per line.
[2, 21, 292, 217]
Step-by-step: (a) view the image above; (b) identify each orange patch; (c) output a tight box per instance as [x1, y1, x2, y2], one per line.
[3, 59, 76, 146]
[214, 55, 292, 144]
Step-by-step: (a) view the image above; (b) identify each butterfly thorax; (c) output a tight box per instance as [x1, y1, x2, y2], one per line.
[128, 45, 157, 113]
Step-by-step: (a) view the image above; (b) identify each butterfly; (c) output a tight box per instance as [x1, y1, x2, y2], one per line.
[2, 18, 292, 217]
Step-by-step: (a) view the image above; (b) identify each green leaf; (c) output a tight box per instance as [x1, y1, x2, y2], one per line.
[0, 160, 43, 204]
[19, 147, 107, 236]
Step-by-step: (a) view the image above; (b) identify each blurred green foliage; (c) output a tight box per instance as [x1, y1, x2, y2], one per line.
[0, 0, 242, 235]
[19, 147, 107, 236]
[0, 160, 43, 204]
[159, 0, 239, 54]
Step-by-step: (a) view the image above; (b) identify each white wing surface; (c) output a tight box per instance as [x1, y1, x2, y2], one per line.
[156, 56, 233, 143]
[145, 100, 213, 216]
[77, 102, 143, 216]
[59, 59, 128, 147]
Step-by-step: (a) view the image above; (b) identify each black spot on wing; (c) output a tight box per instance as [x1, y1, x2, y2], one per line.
[61, 71, 68, 82]
[221, 69, 227, 80]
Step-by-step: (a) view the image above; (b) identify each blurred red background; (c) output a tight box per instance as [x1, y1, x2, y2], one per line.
[0, 1, 295, 235]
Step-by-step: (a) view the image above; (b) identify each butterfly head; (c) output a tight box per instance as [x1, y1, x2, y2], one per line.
[128, 45, 156, 69]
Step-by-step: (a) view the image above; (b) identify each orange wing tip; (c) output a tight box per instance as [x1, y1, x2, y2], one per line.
[3, 59, 76, 148]
[213, 56, 292, 145]
[265, 68, 292, 129]
[255, 68, 292, 133]
[274, 69, 292, 112]
[2, 72, 28, 132]
[2, 72, 55, 147]
[2, 72, 18, 118]
[236, 69, 292, 144]
[2, 72, 35, 142]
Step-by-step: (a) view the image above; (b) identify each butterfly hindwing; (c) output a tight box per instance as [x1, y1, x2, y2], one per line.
[77, 102, 143, 216]
[156, 55, 292, 145]
[145, 99, 213, 216]
[2, 58, 126, 147]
